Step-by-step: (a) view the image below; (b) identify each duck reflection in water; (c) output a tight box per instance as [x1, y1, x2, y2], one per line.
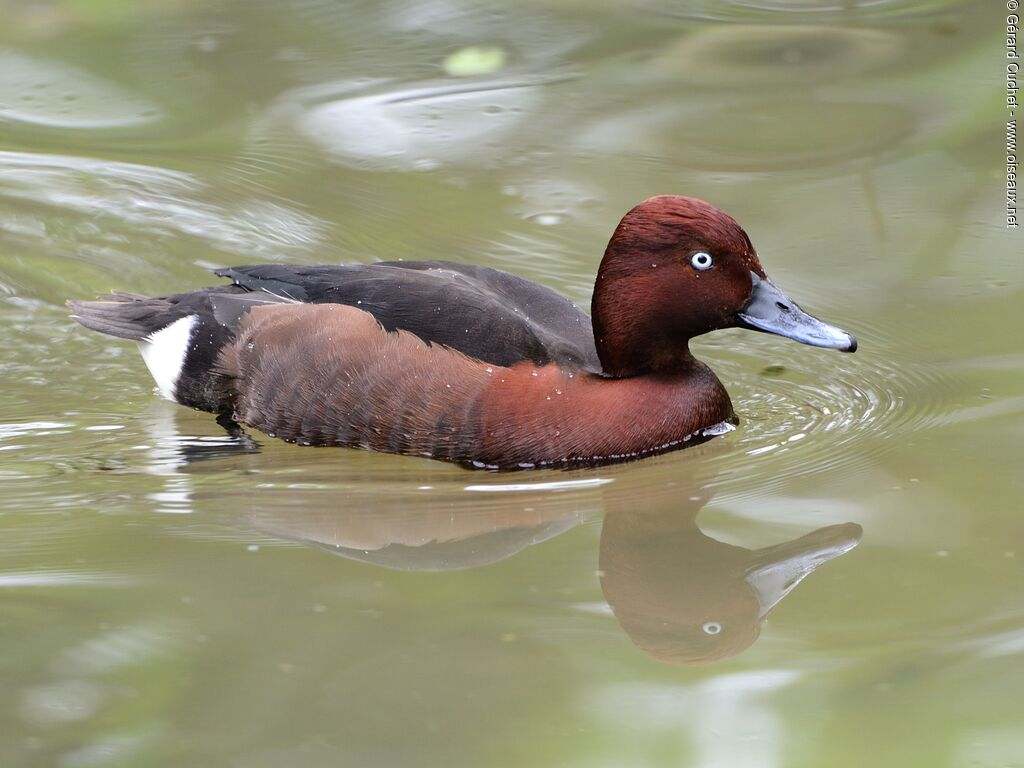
[234, 466, 861, 666]
[146, 404, 861, 665]
[599, 501, 860, 665]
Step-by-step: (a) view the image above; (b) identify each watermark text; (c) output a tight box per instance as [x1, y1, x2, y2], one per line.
[1008, 3, 1018, 227]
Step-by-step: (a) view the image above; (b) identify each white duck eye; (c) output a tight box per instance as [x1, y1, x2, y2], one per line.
[691, 252, 714, 271]
[702, 621, 722, 635]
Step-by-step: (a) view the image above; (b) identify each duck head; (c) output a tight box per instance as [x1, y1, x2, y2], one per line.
[592, 195, 856, 377]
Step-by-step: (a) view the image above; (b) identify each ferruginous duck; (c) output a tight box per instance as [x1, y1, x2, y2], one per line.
[68, 195, 856, 469]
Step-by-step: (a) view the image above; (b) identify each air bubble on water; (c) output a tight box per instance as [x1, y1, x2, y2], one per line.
[194, 36, 220, 53]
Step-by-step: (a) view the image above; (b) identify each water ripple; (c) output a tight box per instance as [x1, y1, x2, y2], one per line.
[0, 150, 328, 266]
[257, 74, 572, 171]
[638, 0, 967, 23]
[701, 323, 963, 488]
[0, 49, 162, 131]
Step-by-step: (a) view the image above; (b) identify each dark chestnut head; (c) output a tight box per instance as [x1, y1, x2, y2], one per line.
[591, 195, 856, 377]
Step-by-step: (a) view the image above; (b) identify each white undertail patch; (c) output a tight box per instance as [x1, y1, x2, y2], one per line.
[138, 316, 196, 402]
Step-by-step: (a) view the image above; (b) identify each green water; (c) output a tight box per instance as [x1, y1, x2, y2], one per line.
[1, 0, 1022, 765]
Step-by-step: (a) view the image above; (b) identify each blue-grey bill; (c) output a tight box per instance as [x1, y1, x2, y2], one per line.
[737, 273, 857, 352]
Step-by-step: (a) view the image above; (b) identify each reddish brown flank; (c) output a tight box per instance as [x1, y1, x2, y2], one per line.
[217, 303, 734, 469]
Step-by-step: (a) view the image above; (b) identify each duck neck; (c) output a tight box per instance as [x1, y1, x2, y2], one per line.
[591, 272, 697, 378]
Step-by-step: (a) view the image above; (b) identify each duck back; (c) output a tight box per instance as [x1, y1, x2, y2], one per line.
[218, 261, 600, 370]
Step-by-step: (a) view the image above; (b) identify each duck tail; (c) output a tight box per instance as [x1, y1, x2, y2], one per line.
[69, 286, 297, 412]
[69, 291, 232, 411]
[67, 293, 176, 341]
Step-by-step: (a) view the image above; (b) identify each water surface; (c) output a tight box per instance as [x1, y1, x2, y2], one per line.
[1, 1, 1021, 766]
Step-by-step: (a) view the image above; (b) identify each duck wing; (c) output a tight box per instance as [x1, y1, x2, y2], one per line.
[215, 260, 600, 371]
